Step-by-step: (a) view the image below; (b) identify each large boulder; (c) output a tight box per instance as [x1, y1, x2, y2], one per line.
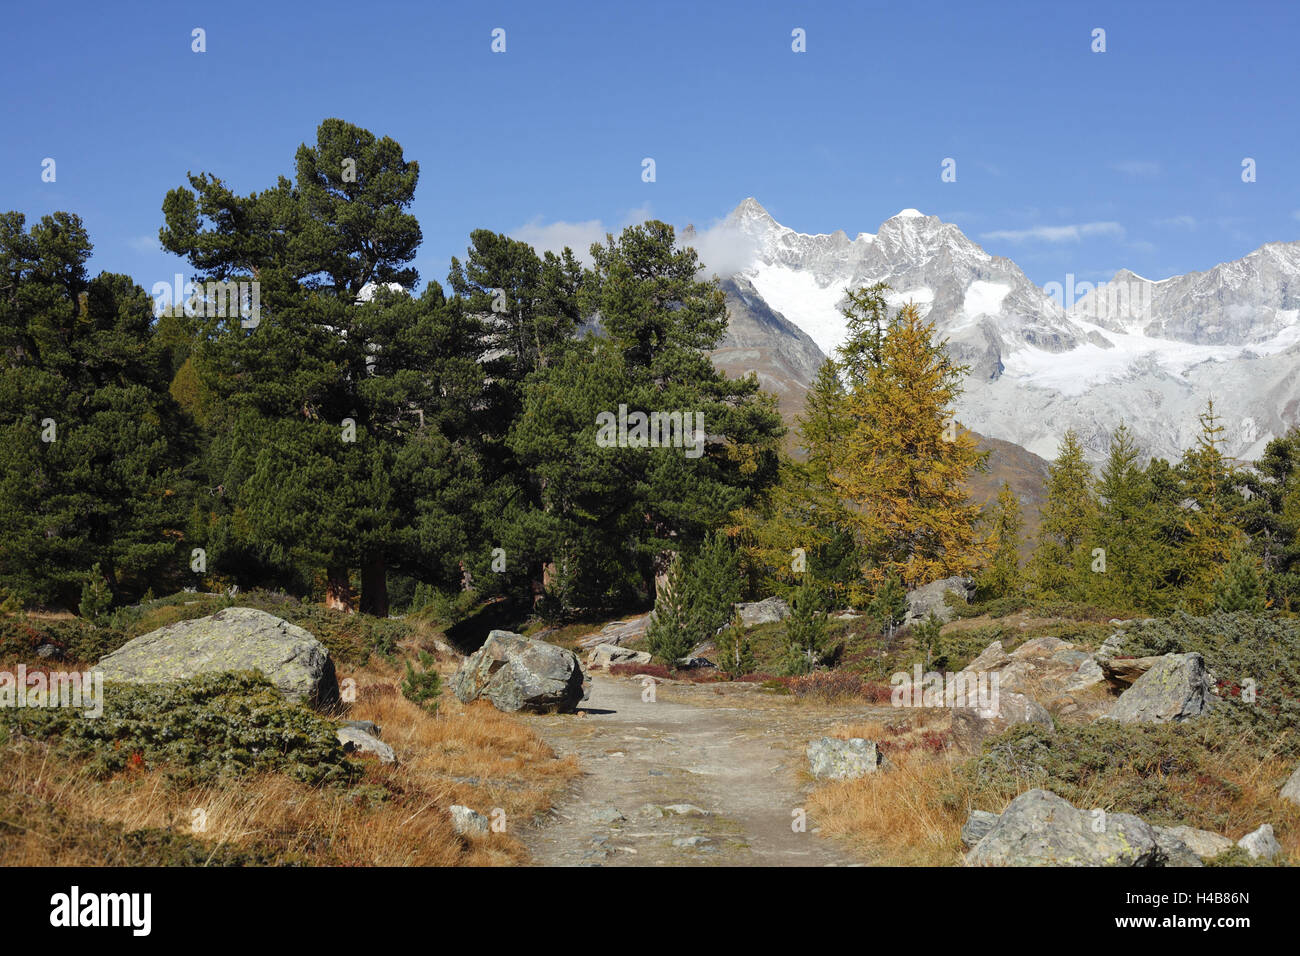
[965, 789, 1192, 867]
[951, 690, 1053, 749]
[1106, 653, 1213, 724]
[452, 630, 585, 713]
[734, 597, 791, 627]
[806, 737, 882, 780]
[97, 607, 339, 707]
[904, 576, 974, 626]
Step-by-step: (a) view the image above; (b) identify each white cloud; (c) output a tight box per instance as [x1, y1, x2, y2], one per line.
[509, 204, 659, 264]
[979, 222, 1125, 243]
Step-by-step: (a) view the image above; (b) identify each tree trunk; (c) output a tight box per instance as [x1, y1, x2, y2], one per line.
[325, 566, 354, 613]
[360, 555, 388, 618]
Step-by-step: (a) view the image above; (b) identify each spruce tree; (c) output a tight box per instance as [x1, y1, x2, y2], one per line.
[867, 572, 910, 639]
[645, 553, 697, 666]
[1213, 545, 1267, 612]
[1087, 423, 1161, 610]
[782, 575, 829, 675]
[1028, 429, 1096, 599]
[1177, 400, 1241, 611]
[980, 481, 1024, 599]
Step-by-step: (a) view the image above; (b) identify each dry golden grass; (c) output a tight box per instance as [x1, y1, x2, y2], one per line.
[0, 660, 579, 867]
[808, 716, 1300, 866]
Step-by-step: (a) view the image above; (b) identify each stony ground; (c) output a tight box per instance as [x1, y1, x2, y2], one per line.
[518, 674, 891, 866]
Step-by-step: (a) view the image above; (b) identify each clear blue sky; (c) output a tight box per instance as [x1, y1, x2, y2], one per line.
[3, 0, 1297, 294]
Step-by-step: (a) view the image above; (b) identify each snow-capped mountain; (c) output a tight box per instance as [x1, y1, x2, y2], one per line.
[697, 199, 1300, 464]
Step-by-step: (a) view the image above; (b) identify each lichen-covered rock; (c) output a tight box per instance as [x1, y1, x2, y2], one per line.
[734, 597, 791, 627]
[806, 737, 882, 780]
[97, 607, 339, 707]
[451, 630, 585, 713]
[966, 789, 1174, 867]
[1106, 652, 1213, 724]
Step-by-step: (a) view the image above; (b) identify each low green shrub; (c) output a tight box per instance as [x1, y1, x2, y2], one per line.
[0, 672, 359, 786]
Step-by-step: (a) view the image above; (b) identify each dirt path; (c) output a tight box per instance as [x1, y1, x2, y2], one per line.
[519, 674, 887, 866]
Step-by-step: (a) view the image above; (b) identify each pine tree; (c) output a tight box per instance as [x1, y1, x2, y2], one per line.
[161, 119, 470, 615]
[1087, 423, 1161, 610]
[1237, 427, 1300, 611]
[1213, 545, 1267, 612]
[833, 302, 988, 586]
[1028, 429, 1096, 599]
[1177, 400, 1241, 611]
[715, 611, 755, 679]
[508, 221, 783, 613]
[730, 358, 861, 605]
[980, 481, 1024, 599]
[782, 576, 829, 675]
[645, 553, 697, 666]
[867, 572, 910, 639]
[0, 212, 193, 608]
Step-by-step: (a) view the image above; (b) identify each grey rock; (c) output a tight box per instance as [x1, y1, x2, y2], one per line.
[449, 804, 489, 836]
[97, 606, 339, 707]
[1100, 654, 1167, 688]
[586, 644, 652, 668]
[35, 643, 60, 660]
[336, 726, 396, 764]
[1150, 827, 1206, 867]
[662, 804, 710, 817]
[575, 614, 652, 650]
[1107, 653, 1213, 724]
[1095, 632, 1127, 661]
[966, 789, 1166, 867]
[340, 719, 381, 737]
[951, 690, 1053, 749]
[1281, 764, 1300, 806]
[588, 806, 626, 825]
[904, 576, 974, 626]
[734, 596, 791, 627]
[451, 630, 585, 713]
[806, 737, 882, 781]
[1237, 824, 1282, 860]
[960, 810, 1000, 847]
[1064, 657, 1106, 692]
[1157, 825, 1235, 861]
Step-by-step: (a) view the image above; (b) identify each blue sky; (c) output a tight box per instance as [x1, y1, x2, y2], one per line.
[3, 0, 1298, 295]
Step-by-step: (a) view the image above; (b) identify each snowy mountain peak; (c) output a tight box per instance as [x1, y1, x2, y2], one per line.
[704, 198, 1300, 465]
